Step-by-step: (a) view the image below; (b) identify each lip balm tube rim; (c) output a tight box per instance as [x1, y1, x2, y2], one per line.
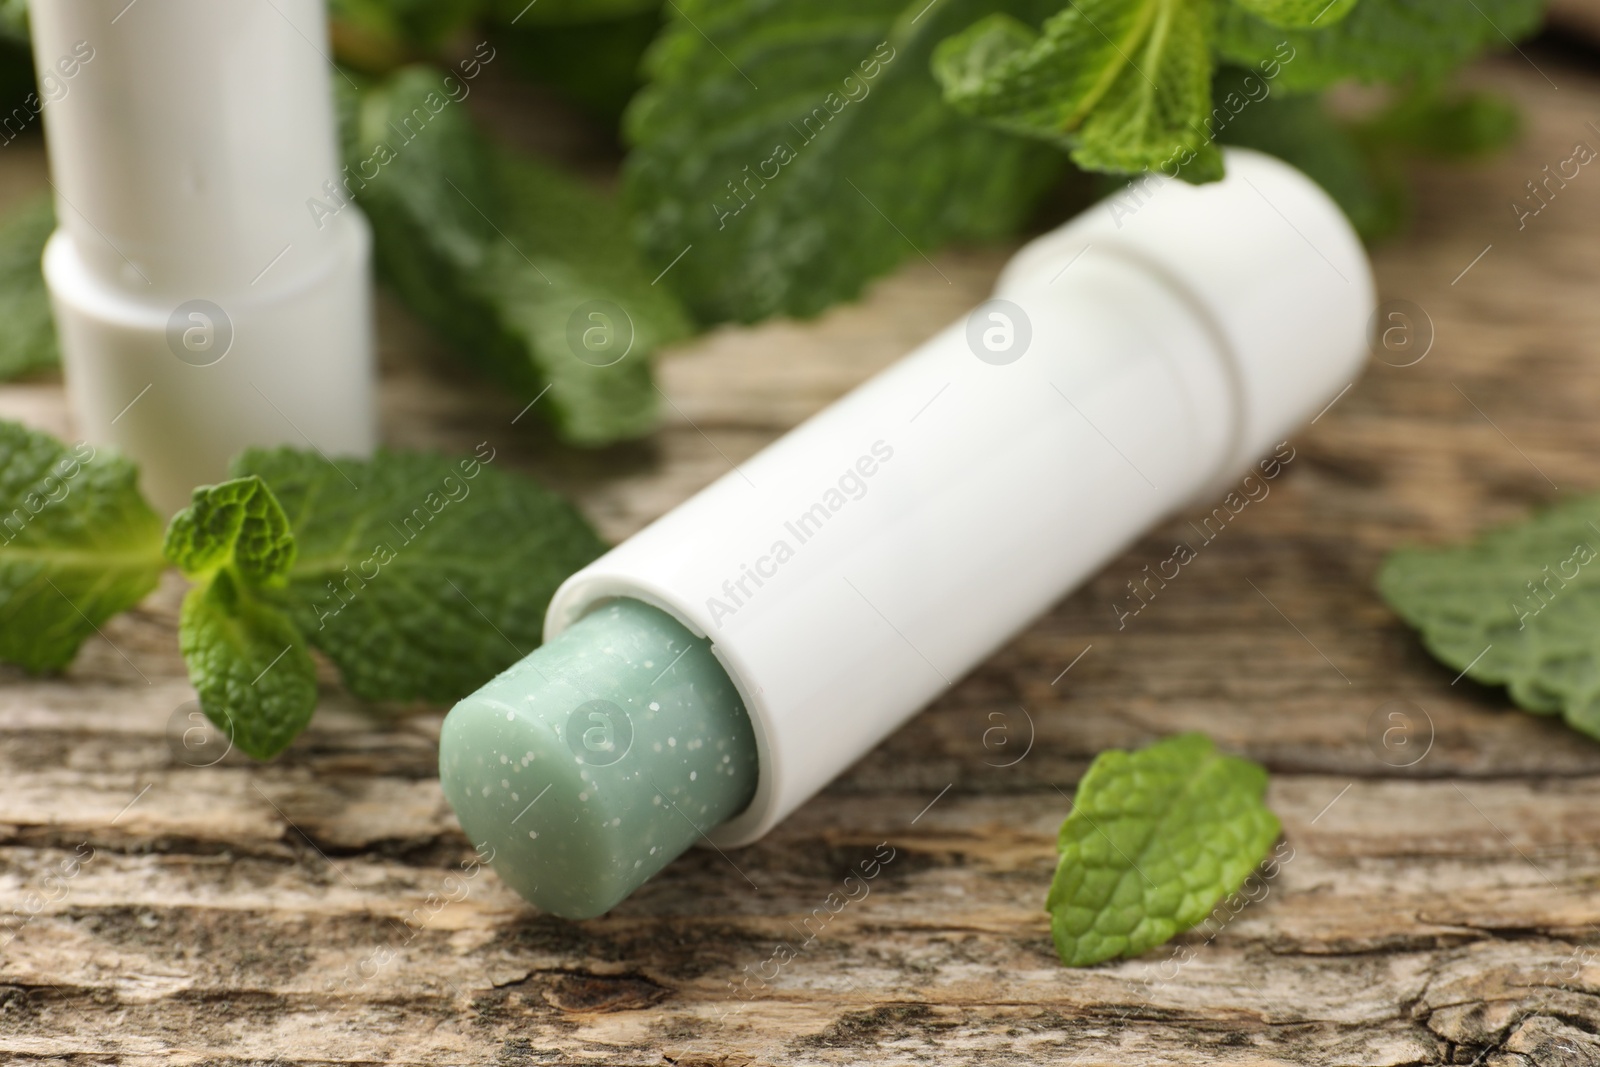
[997, 240, 1253, 510]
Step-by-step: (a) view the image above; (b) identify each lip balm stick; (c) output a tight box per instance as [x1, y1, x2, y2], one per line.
[442, 598, 758, 918]
[441, 149, 1374, 918]
[29, 0, 375, 514]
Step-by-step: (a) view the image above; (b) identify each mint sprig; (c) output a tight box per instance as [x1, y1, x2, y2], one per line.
[934, 0, 1536, 181]
[626, 0, 1541, 326]
[1047, 733, 1280, 967]
[0, 420, 608, 760]
[0, 422, 164, 672]
[167, 450, 607, 754]
[166, 477, 319, 760]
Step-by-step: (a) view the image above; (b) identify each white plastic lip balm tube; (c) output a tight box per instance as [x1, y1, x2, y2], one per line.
[29, 0, 375, 514]
[545, 148, 1374, 848]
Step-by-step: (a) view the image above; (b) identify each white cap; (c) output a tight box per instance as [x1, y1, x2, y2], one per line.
[30, 0, 374, 512]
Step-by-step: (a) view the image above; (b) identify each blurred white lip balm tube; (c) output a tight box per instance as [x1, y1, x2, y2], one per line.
[543, 148, 1374, 849]
[30, 0, 374, 514]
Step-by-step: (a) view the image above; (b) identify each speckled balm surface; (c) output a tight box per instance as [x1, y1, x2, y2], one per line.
[439, 598, 758, 918]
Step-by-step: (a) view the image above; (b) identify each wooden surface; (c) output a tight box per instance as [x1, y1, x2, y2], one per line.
[5, 49, 1600, 1067]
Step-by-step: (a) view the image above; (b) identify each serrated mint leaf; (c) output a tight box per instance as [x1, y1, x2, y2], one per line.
[936, 0, 1220, 181]
[1047, 733, 1280, 967]
[163, 476, 295, 586]
[1230, 0, 1357, 30]
[167, 476, 314, 760]
[179, 570, 318, 761]
[624, 0, 1065, 323]
[1215, 0, 1544, 92]
[0, 420, 164, 672]
[231, 446, 606, 704]
[1378, 499, 1600, 740]
[0, 194, 59, 382]
[348, 65, 689, 445]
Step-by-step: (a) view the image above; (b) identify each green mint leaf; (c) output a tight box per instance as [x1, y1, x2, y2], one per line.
[624, 0, 1065, 324]
[163, 476, 296, 586]
[231, 446, 607, 704]
[166, 477, 314, 760]
[1047, 733, 1280, 967]
[348, 65, 690, 445]
[0, 420, 164, 672]
[1215, 0, 1544, 92]
[0, 194, 59, 382]
[178, 570, 318, 761]
[1378, 498, 1600, 740]
[1229, 0, 1358, 30]
[936, 0, 1220, 181]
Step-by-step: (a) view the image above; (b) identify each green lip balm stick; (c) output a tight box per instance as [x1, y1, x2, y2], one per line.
[439, 597, 758, 919]
[440, 150, 1373, 919]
